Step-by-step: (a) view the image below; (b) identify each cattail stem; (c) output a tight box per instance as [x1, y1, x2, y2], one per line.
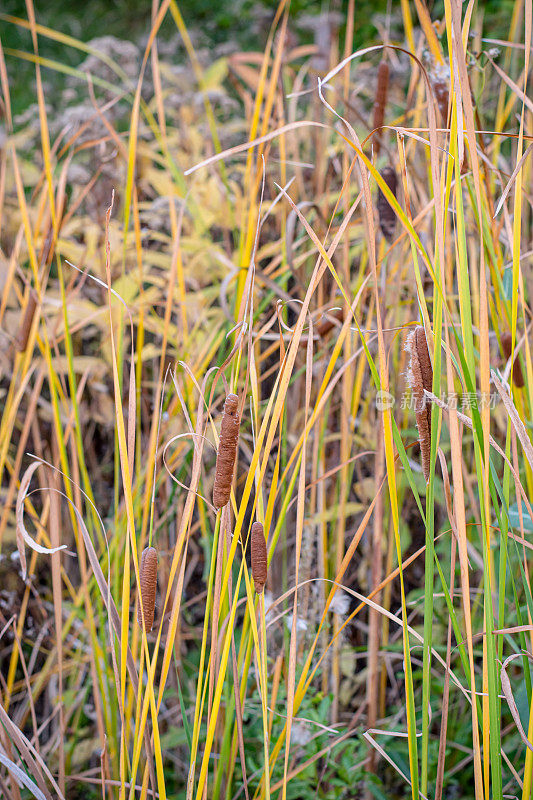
[406, 325, 433, 482]
[258, 588, 271, 797]
[137, 546, 158, 631]
[213, 393, 240, 510]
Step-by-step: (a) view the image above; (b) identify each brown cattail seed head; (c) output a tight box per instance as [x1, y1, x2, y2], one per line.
[406, 326, 433, 482]
[213, 393, 240, 510]
[432, 77, 449, 126]
[501, 332, 525, 388]
[15, 290, 38, 352]
[372, 60, 390, 155]
[377, 167, 398, 242]
[251, 522, 267, 593]
[137, 546, 158, 632]
[316, 308, 344, 338]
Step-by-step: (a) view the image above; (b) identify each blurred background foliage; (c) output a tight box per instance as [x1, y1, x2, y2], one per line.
[0, 0, 517, 115]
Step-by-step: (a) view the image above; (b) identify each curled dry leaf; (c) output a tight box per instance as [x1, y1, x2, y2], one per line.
[16, 461, 67, 580]
[500, 653, 533, 754]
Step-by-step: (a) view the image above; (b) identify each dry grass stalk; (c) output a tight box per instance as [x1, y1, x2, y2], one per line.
[137, 546, 158, 631]
[15, 290, 38, 352]
[213, 393, 240, 509]
[377, 166, 397, 242]
[372, 60, 390, 154]
[251, 522, 267, 593]
[406, 325, 433, 482]
[501, 332, 525, 388]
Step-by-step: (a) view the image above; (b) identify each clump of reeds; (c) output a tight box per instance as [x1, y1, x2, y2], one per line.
[406, 325, 433, 482]
[251, 522, 267, 594]
[377, 166, 398, 242]
[137, 546, 158, 632]
[15, 289, 38, 352]
[501, 332, 525, 388]
[213, 393, 241, 510]
[372, 59, 390, 155]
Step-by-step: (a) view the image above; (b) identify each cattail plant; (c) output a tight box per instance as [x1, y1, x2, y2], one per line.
[501, 331, 525, 388]
[377, 166, 398, 242]
[372, 59, 390, 155]
[213, 393, 240, 510]
[137, 546, 158, 632]
[251, 522, 268, 594]
[406, 325, 433, 482]
[15, 289, 38, 352]
[431, 71, 450, 126]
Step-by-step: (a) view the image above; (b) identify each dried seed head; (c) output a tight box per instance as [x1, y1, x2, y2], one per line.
[501, 332, 525, 388]
[377, 167, 398, 242]
[432, 78, 449, 126]
[15, 290, 38, 352]
[251, 522, 267, 593]
[213, 393, 241, 510]
[137, 546, 158, 632]
[372, 60, 390, 155]
[406, 325, 433, 482]
[429, 61, 450, 126]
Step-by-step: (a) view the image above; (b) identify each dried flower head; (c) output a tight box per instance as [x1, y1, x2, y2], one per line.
[251, 522, 267, 593]
[15, 290, 38, 352]
[501, 332, 525, 388]
[377, 166, 398, 242]
[372, 60, 390, 155]
[137, 546, 158, 632]
[316, 308, 344, 337]
[406, 325, 433, 482]
[213, 393, 241, 510]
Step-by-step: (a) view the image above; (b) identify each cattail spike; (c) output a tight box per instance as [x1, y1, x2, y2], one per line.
[316, 308, 344, 338]
[377, 166, 398, 242]
[373, 60, 390, 155]
[502, 332, 525, 388]
[213, 393, 241, 510]
[15, 290, 38, 352]
[406, 325, 433, 482]
[251, 522, 267, 594]
[137, 546, 158, 631]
